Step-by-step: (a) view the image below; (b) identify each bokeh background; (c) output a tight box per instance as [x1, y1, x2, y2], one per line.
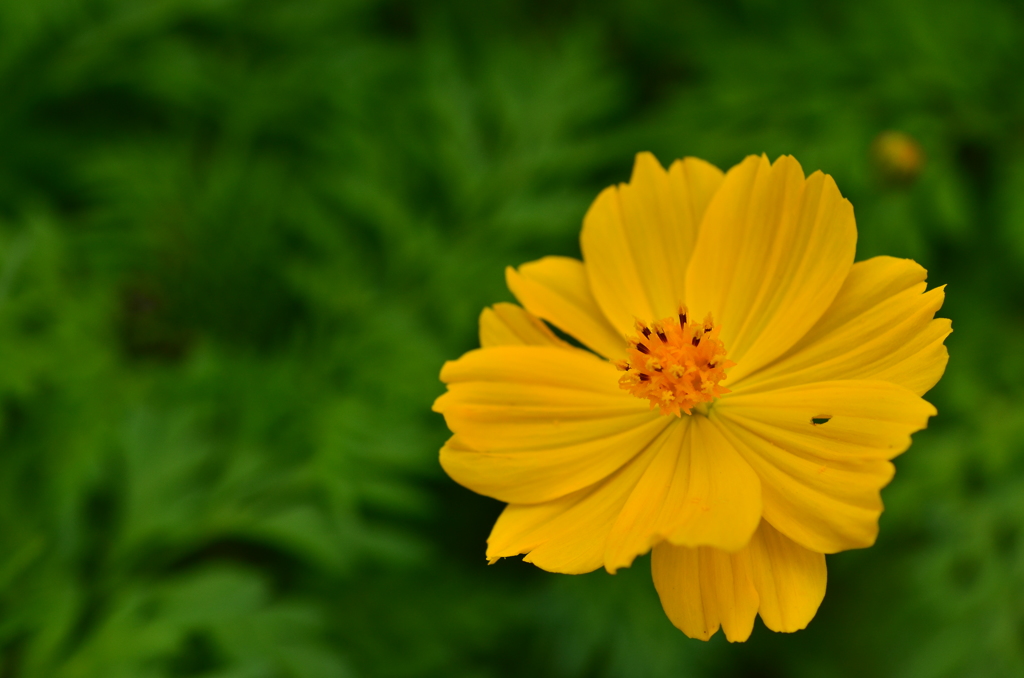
[0, 0, 1021, 676]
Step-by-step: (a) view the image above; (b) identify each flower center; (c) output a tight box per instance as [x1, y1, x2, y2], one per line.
[615, 307, 734, 417]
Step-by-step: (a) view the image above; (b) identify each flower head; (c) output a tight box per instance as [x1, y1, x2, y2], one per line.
[433, 153, 950, 641]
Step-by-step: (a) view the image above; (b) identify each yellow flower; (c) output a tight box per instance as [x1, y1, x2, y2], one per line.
[433, 153, 950, 641]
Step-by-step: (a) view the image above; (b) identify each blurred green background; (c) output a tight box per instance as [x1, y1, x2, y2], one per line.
[0, 0, 1021, 676]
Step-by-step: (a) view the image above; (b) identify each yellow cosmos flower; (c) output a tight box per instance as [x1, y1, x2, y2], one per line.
[433, 153, 950, 642]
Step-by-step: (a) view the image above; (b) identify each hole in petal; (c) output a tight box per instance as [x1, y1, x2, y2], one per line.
[811, 415, 832, 425]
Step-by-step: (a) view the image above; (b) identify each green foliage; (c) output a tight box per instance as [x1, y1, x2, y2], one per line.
[0, 0, 1022, 675]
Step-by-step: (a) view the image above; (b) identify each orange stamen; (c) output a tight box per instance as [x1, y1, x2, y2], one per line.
[616, 306, 734, 416]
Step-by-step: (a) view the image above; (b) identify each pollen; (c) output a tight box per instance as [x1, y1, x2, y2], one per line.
[615, 307, 734, 417]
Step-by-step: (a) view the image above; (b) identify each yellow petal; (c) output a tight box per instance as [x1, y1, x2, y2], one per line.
[748, 520, 827, 633]
[714, 380, 936, 553]
[603, 421, 689, 572]
[479, 302, 570, 348]
[438, 344, 627, 393]
[435, 346, 667, 503]
[580, 153, 724, 336]
[652, 519, 827, 641]
[439, 412, 669, 504]
[506, 257, 625, 359]
[734, 256, 951, 396]
[651, 541, 759, 642]
[685, 155, 857, 383]
[486, 428, 668, 574]
[604, 415, 761, 573]
[870, 324, 949, 396]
